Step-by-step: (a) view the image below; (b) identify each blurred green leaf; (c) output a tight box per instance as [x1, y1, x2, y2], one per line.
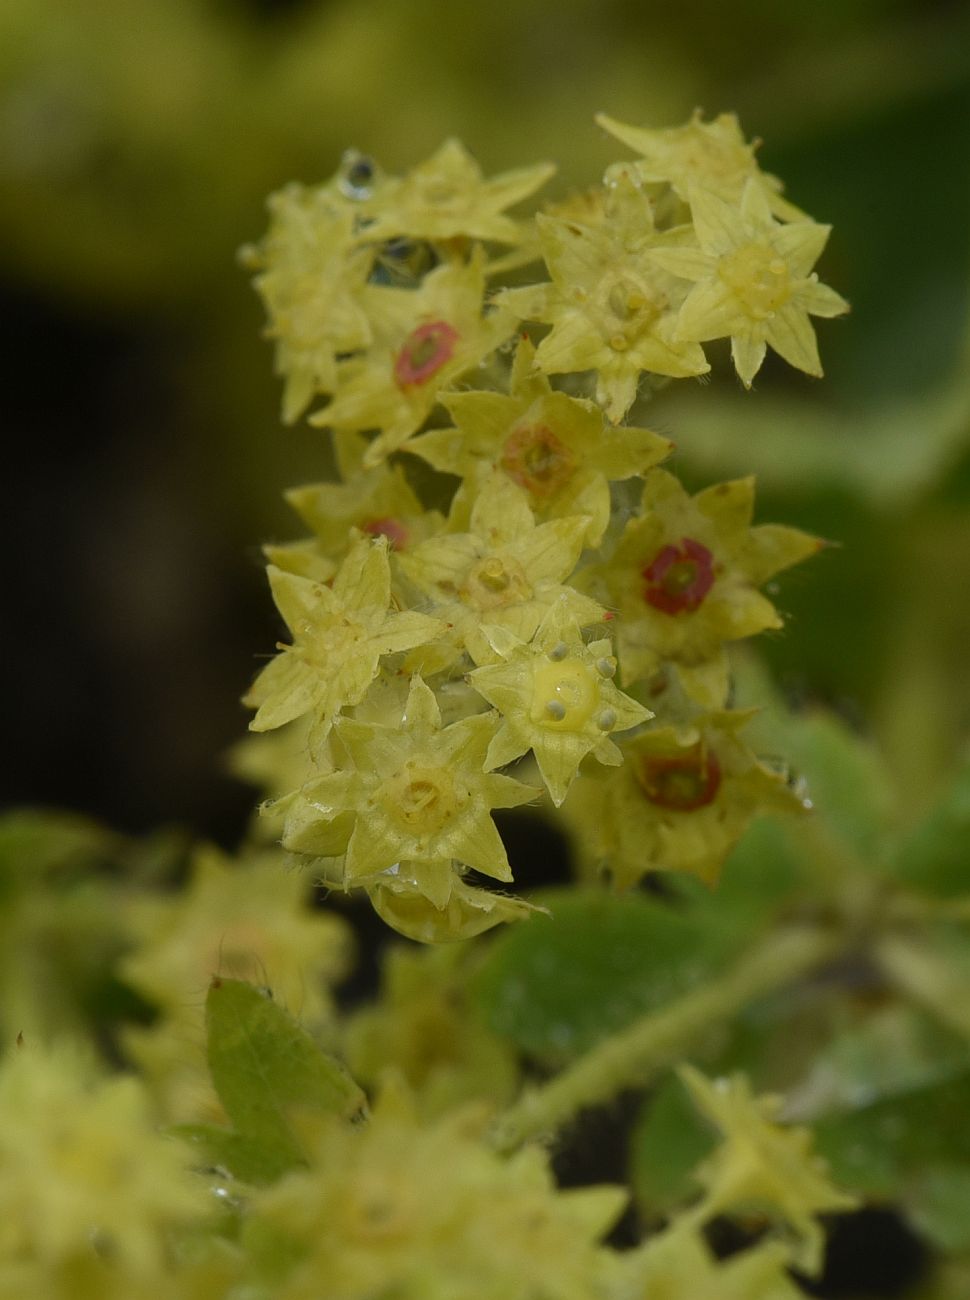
[0, 808, 116, 887]
[731, 657, 897, 863]
[891, 759, 970, 897]
[473, 888, 751, 1062]
[780, 714, 895, 859]
[170, 1123, 287, 1188]
[204, 977, 366, 1183]
[651, 379, 970, 508]
[909, 1167, 970, 1253]
[630, 1071, 714, 1218]
[809, 1044, 970, 1249]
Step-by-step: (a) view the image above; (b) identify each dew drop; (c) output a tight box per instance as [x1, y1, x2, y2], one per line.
[547, 641, 569, 662]
[338, 149, 379, 200]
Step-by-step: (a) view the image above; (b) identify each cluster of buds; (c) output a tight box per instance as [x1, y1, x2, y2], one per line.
[238, 114, 846, 939]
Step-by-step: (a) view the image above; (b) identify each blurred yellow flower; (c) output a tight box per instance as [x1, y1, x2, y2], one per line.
[679, 1065, 857, 1274]
[596, 108, 804, 219]
[0, 1042, 208, 1278]
[243, 184, 375, 424]
[561, 709, 806, 887]
[365, 137, 555, 244]
[246, 1081, 625, 1299]
[622, 1224, 806, 1299]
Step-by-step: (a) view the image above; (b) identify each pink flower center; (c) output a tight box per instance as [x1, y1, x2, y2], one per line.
[362, 516, 409, 550]
[500, 423, 576, 499]
[636, 747, 722, 811]
[393, 320, 459, 388]
[642, 537, 715, 614]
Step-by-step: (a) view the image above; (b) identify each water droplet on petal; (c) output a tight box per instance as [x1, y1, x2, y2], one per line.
[338, 149, 379, 200]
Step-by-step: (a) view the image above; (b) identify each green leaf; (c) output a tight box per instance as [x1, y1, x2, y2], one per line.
[171, 1122, 291, 1186]
[472, 888, 748, 1062]
[0, 809, 117, 887]
[205, 977, 366, 1181]
[909, 1167, 970, 1252]
[669, 815, 806, 930]
[630, 1072, 714, 1217]
[731, 655, 895, 864]
[812, 1060, 970, 1250]
[783, 713, 895, 859]
[891, 759, 970, 897]
[651, 370, 970, 508]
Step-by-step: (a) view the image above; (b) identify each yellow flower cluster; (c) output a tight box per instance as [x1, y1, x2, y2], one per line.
[242, 115, 845, 935]
[241, 1080, 626, 1299]
[0, 1041, 211, 1299]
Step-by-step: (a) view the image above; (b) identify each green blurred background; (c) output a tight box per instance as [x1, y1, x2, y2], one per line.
[3, 0, 970, 842]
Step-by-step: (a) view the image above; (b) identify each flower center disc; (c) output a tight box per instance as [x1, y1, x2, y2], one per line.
[642, 538, 715, 614]
[718, 243, 792, 320]
[636, 748, 722, 811]
[500, 424, 575, 499]
[531, 659, 599, 730]
[463, 555, 532, 610]
[386, 763, 458, 834]
[394, 320, 459, 387]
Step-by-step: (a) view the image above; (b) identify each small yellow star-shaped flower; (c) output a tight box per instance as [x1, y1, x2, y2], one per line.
[469, 597, 652, 806]
[404, 337, 673, 545]
[583, 468, 823, 706]
[366, 872, 541, 943]
[0, 1043, 211, 1277]
[364, 137, 555, 245]
[245, 536, 445, 739]
[267, 448, 445, 582]
[397, 472, 604, 668]
[310, 251, 515, 463]
[649, 181, 849, 388]
[679, 1066, 857, 1275]
[248, 1079, 626, 1297]
[622, 1224, 807, 1299]
[499, 182, 709, 421]
[282, 675, 537, 909]
[121, 845, 352, 1027]
[243, 184, 375, 424]
[596, 108, 805, 220]
[560, 709, 807, 888]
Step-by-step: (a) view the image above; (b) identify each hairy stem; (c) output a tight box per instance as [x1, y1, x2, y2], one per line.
[488, 924, 841, 1153]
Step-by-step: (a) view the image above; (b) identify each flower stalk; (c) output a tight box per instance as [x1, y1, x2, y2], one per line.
[488, 924, 843, 1153]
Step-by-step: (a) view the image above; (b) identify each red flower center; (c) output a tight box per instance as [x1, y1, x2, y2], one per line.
[500, 423, 576, 499]
[636, 747, 722, 811]
[393, 320, 459, 388]
[642, 537, 715, 614]
[361, 516, 410, 550]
